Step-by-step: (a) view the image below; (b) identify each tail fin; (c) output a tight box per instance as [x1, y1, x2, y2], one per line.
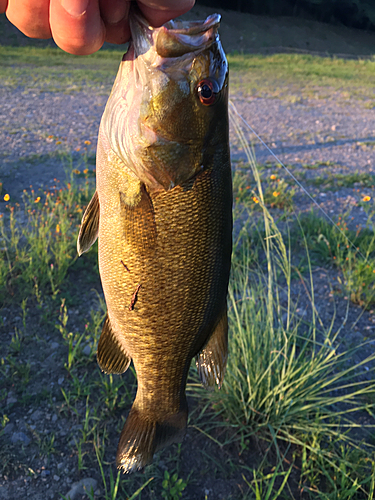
[116, 406, 187, 473]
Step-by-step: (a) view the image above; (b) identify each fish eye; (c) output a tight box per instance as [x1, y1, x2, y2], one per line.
[196, 79, 216, 106]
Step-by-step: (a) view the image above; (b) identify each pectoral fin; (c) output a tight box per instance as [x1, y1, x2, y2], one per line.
[196, 308, 228, 389]
[97, 314, 131, 374]
[77, 191, 99, 256]
[120, 184, 157, 254]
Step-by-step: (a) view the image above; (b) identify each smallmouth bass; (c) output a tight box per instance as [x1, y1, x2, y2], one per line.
[78, 6, 232, 473]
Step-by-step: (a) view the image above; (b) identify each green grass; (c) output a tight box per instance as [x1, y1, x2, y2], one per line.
[305, 172, 375, 190]
[0, 45, 123, 91]
[1, 45, 375, 98]
[227, 53, 375, 100]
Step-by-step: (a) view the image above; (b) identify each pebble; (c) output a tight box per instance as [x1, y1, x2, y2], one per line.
[58, 376, 64, 385]
[11, 432, 31, 446]
[65, 478, 98, 500]
[82, 344, 91, 356]
[53, 475, 60, 481]
[50, 342, 60, 350]
[7, 391, 17, 405]
[30, 410, 43, 421]
[2, 423, 14, 435]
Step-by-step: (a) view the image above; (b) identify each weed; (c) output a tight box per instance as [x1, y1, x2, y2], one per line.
[161, 470, 187, 500]
[293, 210, 375, 307]
[1, 414, 9, 429]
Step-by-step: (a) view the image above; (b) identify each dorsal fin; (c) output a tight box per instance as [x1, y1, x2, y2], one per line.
[77, 191, 99, 256]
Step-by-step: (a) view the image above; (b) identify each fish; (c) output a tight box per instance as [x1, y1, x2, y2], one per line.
[77, 6, 232, 473]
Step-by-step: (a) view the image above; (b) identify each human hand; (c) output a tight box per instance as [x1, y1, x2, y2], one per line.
[0, 0, 195, 55]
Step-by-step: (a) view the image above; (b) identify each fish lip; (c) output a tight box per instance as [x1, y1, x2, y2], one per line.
[130, 6, 221, 58]
[132, 5, 221, 37]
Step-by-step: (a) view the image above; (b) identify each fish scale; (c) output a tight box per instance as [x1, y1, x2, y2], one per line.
[77, 6, 231, 472]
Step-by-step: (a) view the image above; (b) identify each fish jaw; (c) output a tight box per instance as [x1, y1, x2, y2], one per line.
[101, 7, 229, 193]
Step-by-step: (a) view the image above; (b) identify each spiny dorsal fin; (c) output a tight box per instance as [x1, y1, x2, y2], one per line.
[77, 191, 99, 256]
[97, 314, 131, 374]
[196, 307, 228, 389]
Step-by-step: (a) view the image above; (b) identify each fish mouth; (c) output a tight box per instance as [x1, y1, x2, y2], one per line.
[130, 6, 221, 59]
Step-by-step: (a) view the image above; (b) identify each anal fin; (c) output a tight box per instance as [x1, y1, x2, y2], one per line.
[196, 308, 228, 389]
[77, 190, 99, 256]
[97, 314, 131, 374]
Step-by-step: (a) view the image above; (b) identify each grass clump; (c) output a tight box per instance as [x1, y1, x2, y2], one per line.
[0, 157, 95, 304]
[293, 206, 375, 308]
[192, 108, 375, 498]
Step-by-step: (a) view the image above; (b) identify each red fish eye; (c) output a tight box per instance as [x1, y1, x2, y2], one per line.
[197, 80, 216, 105]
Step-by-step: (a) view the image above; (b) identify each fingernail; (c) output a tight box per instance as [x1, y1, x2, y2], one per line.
[60, 0, 89, 17]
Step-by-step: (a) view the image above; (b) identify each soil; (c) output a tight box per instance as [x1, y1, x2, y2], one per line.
[0, 4, 375, 500]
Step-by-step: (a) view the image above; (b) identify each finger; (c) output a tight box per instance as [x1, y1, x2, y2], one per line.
[5, 0, 52, 39]
[99, 0, 129, 24]
[0, 1, 8, 14]
[138, 0, 195, 27]
[50, 0, 105, 55]
[99, 0, 130, 45]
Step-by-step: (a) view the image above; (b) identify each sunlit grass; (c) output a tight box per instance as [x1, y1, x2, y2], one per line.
[1, 45, 375, 98]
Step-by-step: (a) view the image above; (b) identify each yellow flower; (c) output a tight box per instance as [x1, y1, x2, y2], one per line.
[252, 196, 259, 204]
[270, 174, 276, 180]
[3, 194, 10, 201]
[56, 140, 62, 145]
[73, 169, 80, 174]
[34, 196, 41, 203]
[273, 191, 280, 197]
[56, 224, 60, 233]
[83, 168, 89, 174]
[84, 140, 91, 145]
[362, 195, 371, 202]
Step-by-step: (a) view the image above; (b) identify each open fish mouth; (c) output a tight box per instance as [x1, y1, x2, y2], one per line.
[130, 6, 221, 60]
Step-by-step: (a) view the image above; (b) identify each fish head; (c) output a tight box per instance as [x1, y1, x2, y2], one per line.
[102, 7, 229, 192]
